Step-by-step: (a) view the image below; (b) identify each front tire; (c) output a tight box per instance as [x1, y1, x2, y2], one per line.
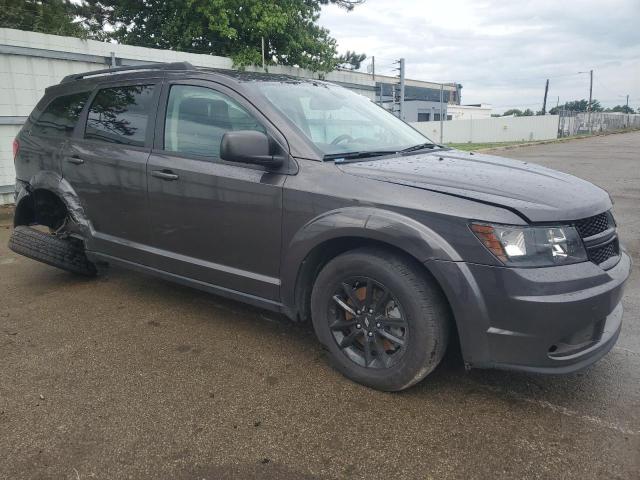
[311, 247, 449, 391]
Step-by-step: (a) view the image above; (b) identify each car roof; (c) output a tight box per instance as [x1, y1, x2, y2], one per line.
[57, 61, 329, 87]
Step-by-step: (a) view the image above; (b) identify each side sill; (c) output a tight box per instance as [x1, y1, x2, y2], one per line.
[88, 251, 286, 314]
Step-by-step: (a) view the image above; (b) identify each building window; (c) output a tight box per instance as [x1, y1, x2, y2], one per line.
[417, 113, 430, 122]
[434, 113, 440, 121]
[447, 115, 453, 120]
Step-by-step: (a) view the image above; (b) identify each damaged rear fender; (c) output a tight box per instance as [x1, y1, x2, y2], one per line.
[14, 170, 92, 239]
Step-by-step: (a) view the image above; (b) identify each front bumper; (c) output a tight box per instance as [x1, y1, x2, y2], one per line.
[428, 251, 631, 373]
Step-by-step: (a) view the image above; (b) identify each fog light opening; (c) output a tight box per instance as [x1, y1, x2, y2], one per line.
[548, 345, 558, 353]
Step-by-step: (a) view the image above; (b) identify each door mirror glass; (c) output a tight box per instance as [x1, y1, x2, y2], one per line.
[220, 130, 283, 168]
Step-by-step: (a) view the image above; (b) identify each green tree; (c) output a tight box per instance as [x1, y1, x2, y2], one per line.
[549, 99, 603, 114]
[0, 0, 87, 37]
[522, 108, 534, 116]
[606, 105, 636, 114]
[502, 109, 523, 117]
[337, 50, 367, 70]
[80, 0, 365, 72]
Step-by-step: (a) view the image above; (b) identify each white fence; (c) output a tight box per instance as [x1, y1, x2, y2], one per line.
[410, 115, 560, 144]
[558, 111, 640, 137]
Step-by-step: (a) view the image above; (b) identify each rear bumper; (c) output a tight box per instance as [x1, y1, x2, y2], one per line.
[428, 251, 631, 373]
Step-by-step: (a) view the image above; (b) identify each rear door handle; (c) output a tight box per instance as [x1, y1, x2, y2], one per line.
[66, 155, 84, 165]
[151, 169, 179, 181]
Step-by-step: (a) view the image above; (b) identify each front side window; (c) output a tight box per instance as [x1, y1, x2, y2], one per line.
[31, 91, 91, 138]
[85, 85, 155, 147]
[164, 85, 265, 158]
[250, 81, 429, 156]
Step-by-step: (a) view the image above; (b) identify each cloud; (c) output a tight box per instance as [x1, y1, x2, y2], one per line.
[320, 0, 640, 112]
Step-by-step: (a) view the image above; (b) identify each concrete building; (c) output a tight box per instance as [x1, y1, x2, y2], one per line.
[376, 80, 461, 122]
[0, 27, 461, 203]
[447, 104, 493, 120]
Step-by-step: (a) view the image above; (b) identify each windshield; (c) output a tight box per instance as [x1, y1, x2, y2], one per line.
[250, 81, 431, 157]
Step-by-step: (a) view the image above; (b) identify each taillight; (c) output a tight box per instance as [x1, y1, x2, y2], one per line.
[12, 138, 19, 160]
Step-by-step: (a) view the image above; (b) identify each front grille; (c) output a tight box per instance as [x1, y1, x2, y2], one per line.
[574, 212, 611, 238]
[588, 240, 619, 265]
[574, 211, 619, 267]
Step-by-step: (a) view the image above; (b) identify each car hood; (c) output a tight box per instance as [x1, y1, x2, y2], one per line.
[337, 149, 612, 222]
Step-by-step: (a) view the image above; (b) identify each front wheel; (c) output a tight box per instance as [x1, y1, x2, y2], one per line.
[311, 247, 450, 391]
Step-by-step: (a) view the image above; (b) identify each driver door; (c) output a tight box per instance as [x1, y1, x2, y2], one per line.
[146, 80, 288, 301]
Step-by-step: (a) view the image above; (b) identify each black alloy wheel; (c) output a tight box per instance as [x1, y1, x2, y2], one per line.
[329, 277, 408, 369]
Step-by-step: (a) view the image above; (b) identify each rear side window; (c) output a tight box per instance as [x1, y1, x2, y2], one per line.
[164, 85, 264, 158]
[85, 85, 155, 147]
[30, 91, 91, 138]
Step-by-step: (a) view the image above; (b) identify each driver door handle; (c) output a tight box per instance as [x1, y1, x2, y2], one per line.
[152, 169, 179, 181]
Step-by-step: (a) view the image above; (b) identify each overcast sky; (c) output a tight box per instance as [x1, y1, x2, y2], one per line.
[319, 0, 640, 113]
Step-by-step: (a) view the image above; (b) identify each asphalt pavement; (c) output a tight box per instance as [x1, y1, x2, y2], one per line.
[1, 131, 639, 479]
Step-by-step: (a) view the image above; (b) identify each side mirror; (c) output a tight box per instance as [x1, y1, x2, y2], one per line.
[220, 130, 284, 169]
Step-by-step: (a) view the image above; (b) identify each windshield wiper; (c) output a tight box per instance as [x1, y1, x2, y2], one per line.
[323, 150, 398, 162]
[398, 142, 440, 154]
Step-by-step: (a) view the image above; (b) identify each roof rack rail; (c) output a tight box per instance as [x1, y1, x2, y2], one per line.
[60, 62, 194, 84]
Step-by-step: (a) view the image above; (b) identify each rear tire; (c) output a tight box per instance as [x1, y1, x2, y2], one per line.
[9, 226, 97, 277]
[311, 247, 449, 391]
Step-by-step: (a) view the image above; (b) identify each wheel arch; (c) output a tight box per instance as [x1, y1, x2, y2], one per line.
[281, 207, 461, 323]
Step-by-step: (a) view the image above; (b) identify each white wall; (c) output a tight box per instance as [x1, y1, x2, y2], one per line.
[410, 115, 559, 144]
[0, 125, 20, 203]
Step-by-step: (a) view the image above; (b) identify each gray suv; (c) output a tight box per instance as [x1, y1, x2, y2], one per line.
[10, 62, 630, 391]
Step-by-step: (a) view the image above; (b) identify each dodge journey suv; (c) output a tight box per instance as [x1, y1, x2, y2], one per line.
[10, 62, 630, 391]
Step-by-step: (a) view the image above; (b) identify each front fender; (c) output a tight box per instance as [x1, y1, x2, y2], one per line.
[16, 170, 92, 238]
[280, 206, 462, 312]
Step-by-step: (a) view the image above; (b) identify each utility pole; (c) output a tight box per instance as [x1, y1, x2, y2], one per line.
[370, 56, 378, 104]
[579, 69, 594, 132]
[371, 56, 375, 83]
[588, 69, 593, 132]
[625, 94, 630, 128]
[588, 69, 593, 113]
[397, 58, 405, 120]
[391, 84, 397, 115]
[439, 83, 444, 143]
[541, 79, 549, 115]
[261, 37, 265, 70]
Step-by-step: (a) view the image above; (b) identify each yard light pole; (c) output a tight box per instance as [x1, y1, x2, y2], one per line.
[398, 58, 405, 120]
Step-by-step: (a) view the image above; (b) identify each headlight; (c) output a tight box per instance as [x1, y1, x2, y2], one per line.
[470, 223, 587, 267]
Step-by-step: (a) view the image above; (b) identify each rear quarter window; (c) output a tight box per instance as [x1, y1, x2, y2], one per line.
[84, 85, 155, 147]
[30, 91, 91, 138]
